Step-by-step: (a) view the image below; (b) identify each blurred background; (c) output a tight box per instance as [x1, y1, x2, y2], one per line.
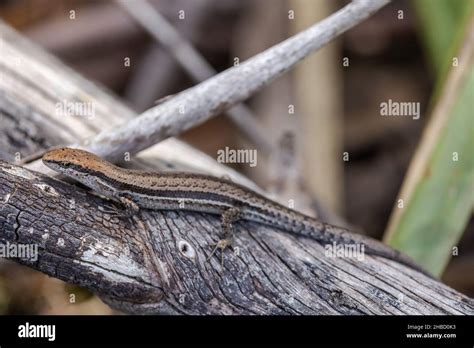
[0, 0, 472, 314]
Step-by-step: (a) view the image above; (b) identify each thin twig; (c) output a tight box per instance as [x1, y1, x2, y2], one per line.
[79, 0, 391, 163]
[124, 44, 179, 109]
[123, 0, 210, 109]
[19, 0, 390, 168]
[117, 0, 273, 153]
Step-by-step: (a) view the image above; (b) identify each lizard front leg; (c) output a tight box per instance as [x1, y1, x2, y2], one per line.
[97, 194, 139, 218]
[207, 207, 240, 267]
[118, 196, 140, 217]
[107, 192, 140, 218]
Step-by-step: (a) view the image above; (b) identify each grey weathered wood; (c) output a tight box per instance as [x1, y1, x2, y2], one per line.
[1, 161, 473, 314]
[0, 7, 473, 314]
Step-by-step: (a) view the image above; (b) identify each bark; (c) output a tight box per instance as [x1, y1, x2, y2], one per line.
[1, 161, 473, 314]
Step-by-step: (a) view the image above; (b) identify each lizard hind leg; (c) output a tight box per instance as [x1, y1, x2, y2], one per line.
[207, 207, 241, 267]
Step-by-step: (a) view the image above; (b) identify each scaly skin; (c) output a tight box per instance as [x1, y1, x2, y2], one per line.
[42, 147, 430, 276]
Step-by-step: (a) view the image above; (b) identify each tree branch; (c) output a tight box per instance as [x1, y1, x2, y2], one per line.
[74, 0, 392, 162]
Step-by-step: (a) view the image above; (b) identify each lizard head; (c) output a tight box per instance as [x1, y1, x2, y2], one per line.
[43, 147, 101, 169]
[42, 147, 120, 195]
[42, 147, 111, 177]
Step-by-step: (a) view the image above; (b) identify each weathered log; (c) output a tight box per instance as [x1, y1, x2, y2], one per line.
[1, 161, 473, 314]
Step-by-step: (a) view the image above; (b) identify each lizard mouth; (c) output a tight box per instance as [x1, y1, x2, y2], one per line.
[42, 158, 62, 171]
[42, 159, 91, 179]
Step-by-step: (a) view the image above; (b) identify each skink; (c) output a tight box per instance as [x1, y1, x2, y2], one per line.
[42, 147, 429, 275]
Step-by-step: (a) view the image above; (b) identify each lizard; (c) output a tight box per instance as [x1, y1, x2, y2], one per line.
[41, 147, 430, 276]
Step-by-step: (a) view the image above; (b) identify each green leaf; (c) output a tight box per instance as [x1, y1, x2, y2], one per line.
[412, 0, 474, 78]
[385, 18, 474, 276]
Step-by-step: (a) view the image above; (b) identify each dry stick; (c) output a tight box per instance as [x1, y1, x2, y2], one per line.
[73, 0, 391, 163]
[116, 0, 273, 154]
[123, 0, 210, 109]
[124, 43, 179, 108]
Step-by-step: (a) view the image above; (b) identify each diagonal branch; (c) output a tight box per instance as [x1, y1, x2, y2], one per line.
[117, 0, 273, 153]
[73, 0, 392, 162]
